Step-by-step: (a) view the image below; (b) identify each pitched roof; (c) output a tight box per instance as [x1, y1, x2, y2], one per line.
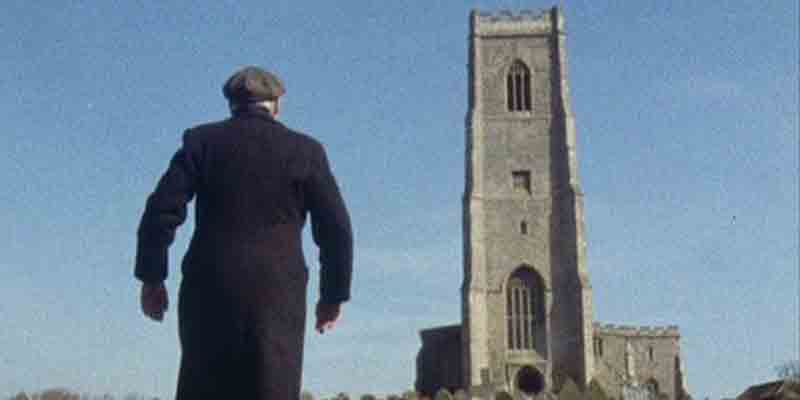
[737, 380, 800, 400]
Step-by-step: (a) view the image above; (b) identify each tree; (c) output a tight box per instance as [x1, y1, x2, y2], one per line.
[360, 395, 378, 400]
[39, 389, 80, 400]
[301, 391, 315, 400]
[401, 390, 419, 400]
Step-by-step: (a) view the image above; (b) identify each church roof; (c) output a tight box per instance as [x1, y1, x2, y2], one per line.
[737, 380, 800, 400]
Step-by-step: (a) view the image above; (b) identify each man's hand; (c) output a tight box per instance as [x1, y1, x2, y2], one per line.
[315, 302, 342, 334]
[141, 282, 169, 322]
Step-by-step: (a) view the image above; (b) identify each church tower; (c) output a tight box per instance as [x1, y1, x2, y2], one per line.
[461, 7, 594, 396]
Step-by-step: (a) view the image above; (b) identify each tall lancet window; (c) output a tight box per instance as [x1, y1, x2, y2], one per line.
[507, 60, 532, 112]
[506, 268, 545, 352]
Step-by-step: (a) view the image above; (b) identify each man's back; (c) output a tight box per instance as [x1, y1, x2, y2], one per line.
[134, 68, 353, 399]
[181, 107, 343, 284]
[137, 104, 352, 302]
[188, 107, 314, 240]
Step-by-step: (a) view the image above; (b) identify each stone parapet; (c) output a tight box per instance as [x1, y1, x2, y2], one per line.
[420, 324, 462, 340]
[593, 322, 680, 338]
[471, 7, 562, 37]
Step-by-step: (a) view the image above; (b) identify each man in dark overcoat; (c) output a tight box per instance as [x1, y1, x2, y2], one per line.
[134, 66, 353, 399]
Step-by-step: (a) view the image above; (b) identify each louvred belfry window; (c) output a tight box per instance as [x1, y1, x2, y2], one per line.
[507, 60, 532, 112]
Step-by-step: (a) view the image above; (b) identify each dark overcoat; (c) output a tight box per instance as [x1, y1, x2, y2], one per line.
[135, 105, 353, 399]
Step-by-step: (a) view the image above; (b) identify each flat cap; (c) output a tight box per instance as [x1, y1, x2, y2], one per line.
[222, 66, 285, 104]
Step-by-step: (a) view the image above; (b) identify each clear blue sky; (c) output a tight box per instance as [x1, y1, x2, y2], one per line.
[0, 1, 797, 399]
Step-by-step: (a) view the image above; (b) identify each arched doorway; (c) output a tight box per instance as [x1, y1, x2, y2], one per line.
[495, 391, 513, 400]
[645, 378, 660, 396]
[516, 366, 545, 396]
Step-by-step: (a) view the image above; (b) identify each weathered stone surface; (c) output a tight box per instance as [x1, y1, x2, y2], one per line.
[557, 379, 584, 400]
[591, 323, 685, 400]
[587, 380, 609, 400]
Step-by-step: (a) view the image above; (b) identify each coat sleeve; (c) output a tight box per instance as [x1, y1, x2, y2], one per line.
[135, 131, 200, 284]
[305, 141, 353, 304]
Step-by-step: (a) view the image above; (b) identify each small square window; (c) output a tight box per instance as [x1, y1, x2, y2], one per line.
[512, 171, 531, 194]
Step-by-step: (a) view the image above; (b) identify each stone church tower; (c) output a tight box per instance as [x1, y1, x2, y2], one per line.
[460, 6, 593, 395]
[416, 7, 687, 400]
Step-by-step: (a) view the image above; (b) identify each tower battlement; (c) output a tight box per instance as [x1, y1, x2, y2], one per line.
[594, 322, 681, 338]
[476, 9, 550, 21]
[471, 7, 564, 36]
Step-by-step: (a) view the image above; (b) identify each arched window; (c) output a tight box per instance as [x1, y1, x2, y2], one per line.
[506, 267, 545, 352]
[645, 378, 660, 395]
[507, 60, 532, 112]
[594, 337, 604, 357]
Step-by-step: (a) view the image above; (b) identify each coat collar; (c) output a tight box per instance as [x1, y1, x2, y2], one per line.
[230, 104, 279, 124]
